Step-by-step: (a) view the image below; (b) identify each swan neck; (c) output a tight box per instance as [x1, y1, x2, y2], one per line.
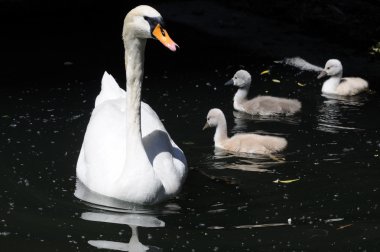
[214, 114, 228, 145]
[124, 36, 146, 142]
[234, 88, 249, 103]
[233, 87, 249, 110]
[322, 75, 342, 94]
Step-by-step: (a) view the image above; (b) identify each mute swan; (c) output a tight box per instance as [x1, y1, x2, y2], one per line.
[203, 108, 287, 154]
[76, 5, 187, 205]
[318, 59, 368, 96]
[225, 70, 301, 116]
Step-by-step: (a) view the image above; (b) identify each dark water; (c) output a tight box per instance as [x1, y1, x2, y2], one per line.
[1, 2, 380, 251]
[2, 58, 380, 251]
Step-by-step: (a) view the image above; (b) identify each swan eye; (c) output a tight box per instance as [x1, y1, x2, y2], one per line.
[327, 67, 330, 70]
[143, 16, 164, 33]
[160, 27, 166, 37]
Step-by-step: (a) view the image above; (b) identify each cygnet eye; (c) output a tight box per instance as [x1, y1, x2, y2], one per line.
[234, 76, 237, 79]
[327, 67, 330, 70]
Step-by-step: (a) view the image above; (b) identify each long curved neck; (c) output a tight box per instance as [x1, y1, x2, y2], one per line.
[234, 87, 249, 108]
[123, 34, 147, 144]
[322, 72, 342, 94]
[214, 115, 228, 146]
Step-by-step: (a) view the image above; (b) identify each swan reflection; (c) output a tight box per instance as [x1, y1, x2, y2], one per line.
[198, 148, 285, 173]
[317, 94, 367, 133]
[232, 111, 301, 133]
[75, 180, 180, 214]
[75, 180, 178, 251]
[82, 212, 163, 251]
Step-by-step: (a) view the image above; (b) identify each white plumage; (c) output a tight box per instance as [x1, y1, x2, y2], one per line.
[76, 5, 187, 205]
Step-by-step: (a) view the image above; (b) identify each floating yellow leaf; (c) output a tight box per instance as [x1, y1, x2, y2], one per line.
[272, 79, 281, 83]
[297, 82, 306, 87]
[273, 178, 300, 184]
[337, 224, 353, 230]
[260, 70, 270, 75]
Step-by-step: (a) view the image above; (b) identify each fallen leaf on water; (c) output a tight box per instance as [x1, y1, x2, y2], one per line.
[272, 79, 281, 83]
[325, 218, 344, 223]
[337, 224, 353, 230]
[235, 222, 289, 229]
[273, 178, 300, 184]
[260, 70, 270, 75]
[297, 82, 306, 87]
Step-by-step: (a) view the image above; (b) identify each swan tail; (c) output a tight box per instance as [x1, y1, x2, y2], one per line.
[95, 71, 125, 107]
[281, 99, 302, 114]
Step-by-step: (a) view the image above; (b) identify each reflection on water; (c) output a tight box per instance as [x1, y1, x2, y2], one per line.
[1, 45, 379, 251]
[195, 147, 286, 175]
[232, 111, 301, 133]
[74, 180, 180, 214]
[75, 181, 171, 251]
[317, 94, 367, 133]
[82, 212, 163, 251]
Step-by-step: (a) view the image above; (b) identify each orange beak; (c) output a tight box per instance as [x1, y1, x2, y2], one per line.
[152, 24, 178, 52]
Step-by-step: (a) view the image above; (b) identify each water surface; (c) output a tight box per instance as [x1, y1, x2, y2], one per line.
[1, 3, 380, 251]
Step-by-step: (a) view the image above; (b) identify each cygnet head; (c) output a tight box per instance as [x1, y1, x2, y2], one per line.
[202, 108, 224, 130]
[225, 70, 252, 89]
[122, 5, 178, 51]
[317, 59, 343, 79]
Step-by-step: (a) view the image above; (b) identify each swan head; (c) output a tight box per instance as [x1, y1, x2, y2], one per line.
[317, 59, 343, 79]
[122, 5, 178, 51]
[202, 108, 224, 130]
[225, 70, 252, 89]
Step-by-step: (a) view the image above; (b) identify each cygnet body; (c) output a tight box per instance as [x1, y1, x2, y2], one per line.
[203, 108, 287, 154]
[318, 59, 368, 96]
[225, 70, 301, 116]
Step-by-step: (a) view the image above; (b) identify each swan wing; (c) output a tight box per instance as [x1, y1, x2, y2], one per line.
[337, 77, 368, 95]
[95, 72, 126, 107]
[229, 133, 287, 154]
[244, 96, 301, 115]
[77, 95, 186, 203]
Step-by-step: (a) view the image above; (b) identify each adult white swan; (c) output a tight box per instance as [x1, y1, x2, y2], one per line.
[76, 5, 187, 205]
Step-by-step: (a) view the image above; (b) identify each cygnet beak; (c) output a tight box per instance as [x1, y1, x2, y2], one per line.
[152, 24, 178, 52]
[224, 79, 234, 86]
[317, 70, 327, 79]
[202, 122, 210, 130]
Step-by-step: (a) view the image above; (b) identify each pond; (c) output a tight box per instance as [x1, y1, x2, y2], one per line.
[1, 2, 380, 251]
